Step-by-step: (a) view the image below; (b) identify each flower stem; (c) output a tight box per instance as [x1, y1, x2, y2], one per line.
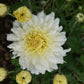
[7, 12, 15, 18]
[69, 21, 78, 36]
[28, 0, 32, 12]
[58, 67, 61, 74]
[8, 69, 21, 74]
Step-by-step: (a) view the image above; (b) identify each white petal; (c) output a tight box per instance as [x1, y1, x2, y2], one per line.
[7, 34, 19, 41]
[13, 20, 22, 28]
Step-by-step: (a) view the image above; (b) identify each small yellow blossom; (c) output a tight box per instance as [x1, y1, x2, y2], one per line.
[16, 70, 32, 84]
[13, 6, 32, 23]
[0, 68, 7, 82]
[0, 3, 8, 17]
[41, 1, 46, 6]
[53, 74, 67, 84]
[76, 13, 84, 23]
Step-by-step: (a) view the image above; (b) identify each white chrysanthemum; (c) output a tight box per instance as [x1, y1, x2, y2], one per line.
[7, 11, 71, 74]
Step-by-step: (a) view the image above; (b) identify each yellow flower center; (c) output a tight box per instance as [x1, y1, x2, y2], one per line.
[29, 36, 45, 49]
[59, 80, 62, 84]
[23, 29, 54, 56]
[22, 77, 25, 79]
[25, 33, 46, 51]
[21, 13, 24, 16]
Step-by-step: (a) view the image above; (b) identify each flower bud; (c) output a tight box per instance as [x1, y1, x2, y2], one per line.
[0, 68, 7, 82]
[76, 13, 84, 23]
[16, 70, 32, 84]
[53, 74, 67, 84]
[0, 3, 8, 17]
[13, 6, 32, 23]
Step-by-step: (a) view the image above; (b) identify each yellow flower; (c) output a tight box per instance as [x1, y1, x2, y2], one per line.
[16, 70, 32, 84]
[53, 74, 67, 84]
[0, 68, 7, 82]
[13, 6, 32, 23]
[0, 3, 8, 17]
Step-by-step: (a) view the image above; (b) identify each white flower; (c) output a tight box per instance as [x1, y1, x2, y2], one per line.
[76, 13, 84, 22]
[7, 11, 71, 74]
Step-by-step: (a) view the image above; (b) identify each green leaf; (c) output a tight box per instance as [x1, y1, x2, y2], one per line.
[11, 58, 20, 67]
[78, 72, 84, 82]
[66, 36, 81, 54]
[80, 55, 84, 65]
[9, 0, 30, 13]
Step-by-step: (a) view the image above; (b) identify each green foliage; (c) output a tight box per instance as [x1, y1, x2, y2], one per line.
[11, 58, 20, 67]
[80, 55, 84, 65]
[9, 55, 21, 84]
[7, 0, 84, 84]
[9, 0, 30, 13]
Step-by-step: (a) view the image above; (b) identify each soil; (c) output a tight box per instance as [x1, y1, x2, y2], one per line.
[0, 0, 23, 84]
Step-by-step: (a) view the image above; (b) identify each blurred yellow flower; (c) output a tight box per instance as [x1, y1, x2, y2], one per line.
[13, 6, 32, 23]
[66, 0, 71, 2]
[76, 13, 84, 22]
[78, 6, 82, 10]
[0, 68, 7, 82]
[0, 3, 8, 17]
[53, 74, 67, 84]
[16, 70, 32, 84]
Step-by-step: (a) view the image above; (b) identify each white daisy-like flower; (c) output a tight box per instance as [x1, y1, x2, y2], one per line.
[7, 11, 71, 74]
